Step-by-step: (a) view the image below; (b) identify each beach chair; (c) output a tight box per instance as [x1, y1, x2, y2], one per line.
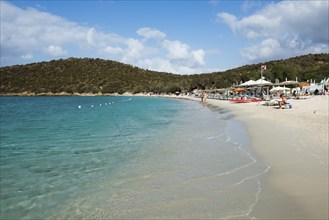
[263, 99, 280, 106]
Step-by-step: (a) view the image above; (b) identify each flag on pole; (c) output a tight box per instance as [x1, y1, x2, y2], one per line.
[260, 65, 266, 71]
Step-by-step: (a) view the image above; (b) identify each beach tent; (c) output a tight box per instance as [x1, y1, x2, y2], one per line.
[302, 85, 323, 94]
[320, 79, 329, 92]
[303, 85, 323, 94]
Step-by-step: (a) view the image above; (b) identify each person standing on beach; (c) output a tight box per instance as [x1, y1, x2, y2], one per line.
[203, 92, 207, 102]
[200, 92, 205, 102]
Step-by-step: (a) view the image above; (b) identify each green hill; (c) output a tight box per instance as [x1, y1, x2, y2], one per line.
[1, 53, 328, 95]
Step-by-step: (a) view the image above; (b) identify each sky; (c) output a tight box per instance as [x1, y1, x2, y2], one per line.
[1, 0, 328, 75]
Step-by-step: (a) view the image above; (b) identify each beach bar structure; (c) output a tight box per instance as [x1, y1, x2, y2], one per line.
[205, 76, 328, 101]
[237, 78, 273, 98]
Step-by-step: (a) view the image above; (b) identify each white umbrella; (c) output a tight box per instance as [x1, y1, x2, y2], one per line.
[270, 86, 290, 92]
[239, 80, 256, 87]
[254, 78, 272, 86]
[279, 80, 299, 86]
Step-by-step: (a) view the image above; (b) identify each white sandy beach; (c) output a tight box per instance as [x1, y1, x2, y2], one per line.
[204, 95, 329, 219]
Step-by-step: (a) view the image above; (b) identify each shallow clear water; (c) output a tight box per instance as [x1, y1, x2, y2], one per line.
[0, 96, 269, 219]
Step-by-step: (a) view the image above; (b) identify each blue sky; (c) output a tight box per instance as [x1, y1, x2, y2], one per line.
[1, 0, 328, 74]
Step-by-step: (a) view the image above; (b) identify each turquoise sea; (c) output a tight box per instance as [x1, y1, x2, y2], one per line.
[0, 96, 269, 219]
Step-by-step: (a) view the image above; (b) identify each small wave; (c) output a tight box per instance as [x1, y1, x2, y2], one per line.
[224, 165, 271, 220]
[206, 134, 224, 140]
[222, 125, 272, 219]
[234, 165, 271, 186]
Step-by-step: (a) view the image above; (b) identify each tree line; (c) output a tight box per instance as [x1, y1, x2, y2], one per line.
[0, 53, 328, 95]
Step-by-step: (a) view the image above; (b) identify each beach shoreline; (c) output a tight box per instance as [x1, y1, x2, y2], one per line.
[205, 96, 329, 219]
[162, 94, 328, 219]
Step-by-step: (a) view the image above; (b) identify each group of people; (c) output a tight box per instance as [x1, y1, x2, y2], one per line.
[199, 90, 291, 109]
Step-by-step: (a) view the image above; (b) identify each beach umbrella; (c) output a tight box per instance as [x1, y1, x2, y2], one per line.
[239, 80, 256, 87]
[232, 88, 246, 93]
[279, 80, 299, 86]
[254, 78, 272, 86]
[270, 86, 290, 92]
[253, 79, 272, 97]
[299, 82, 310, 87]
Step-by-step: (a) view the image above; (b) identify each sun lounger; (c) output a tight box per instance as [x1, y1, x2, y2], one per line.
[263, 99, 280, 106]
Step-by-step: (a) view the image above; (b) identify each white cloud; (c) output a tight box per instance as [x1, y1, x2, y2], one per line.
[241, 38, 282, 61]
[161, 39, 206, 70]
[121, 38, 145, 63]
[1, 1, 85, 61]
[137, 57, 202, 74]
[0, 1, 208, 74]
[21, 53, 33, 60]
[138, 58, 173, 73]
[209, 0, 220, 7]
[103, 46, 124, 55]
[135, 40, 207, 74]
[217, 13, 238, 32]
[192, 49, 206, 66]
[162, 40, 190, 60]
[137, 27, 166, 40]
[46, 45, 68, 56]
[218, 0, 329, 62]
[240, 0, 262, 12]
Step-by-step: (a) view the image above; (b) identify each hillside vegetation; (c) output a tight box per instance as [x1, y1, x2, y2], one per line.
[0, 54, 328, 95]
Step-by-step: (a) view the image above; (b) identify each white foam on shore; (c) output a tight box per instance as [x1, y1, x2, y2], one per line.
[218, 112, 271, 219]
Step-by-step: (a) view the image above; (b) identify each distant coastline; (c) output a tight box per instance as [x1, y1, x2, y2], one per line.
[1, 54, 328, 96]
[0, 92, 188, 97]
